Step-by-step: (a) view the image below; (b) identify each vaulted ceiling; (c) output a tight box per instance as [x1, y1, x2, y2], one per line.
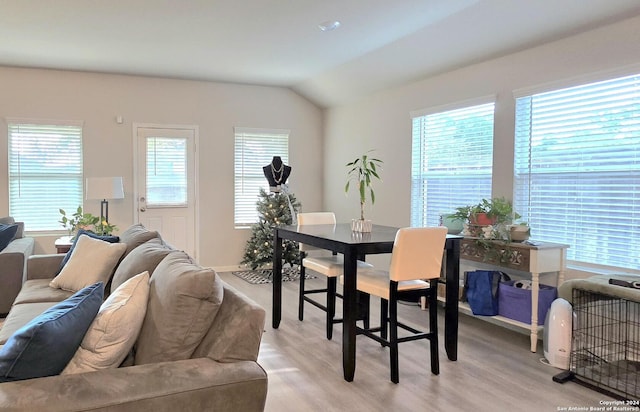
[2, 0, 640, 107]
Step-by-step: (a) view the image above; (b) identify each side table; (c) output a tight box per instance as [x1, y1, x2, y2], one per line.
[54, 236, 73, 254]
[460, 237, 569, 352]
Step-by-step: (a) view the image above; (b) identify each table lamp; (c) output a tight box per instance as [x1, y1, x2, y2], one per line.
[85, 177, 125, 227]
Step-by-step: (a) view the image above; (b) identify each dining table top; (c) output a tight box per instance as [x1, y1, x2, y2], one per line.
[279, 223, 463, 244]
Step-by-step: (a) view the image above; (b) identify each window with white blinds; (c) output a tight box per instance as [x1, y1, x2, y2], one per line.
[8, 121, 83, 232]
[146, 137, 187, 207]
[514, 73, 640, 270]
[411, 102, 495, 227]
[234, 127, 289, 227]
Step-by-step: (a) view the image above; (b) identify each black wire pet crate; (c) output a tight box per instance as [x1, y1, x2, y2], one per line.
[565, 288, 640, 400]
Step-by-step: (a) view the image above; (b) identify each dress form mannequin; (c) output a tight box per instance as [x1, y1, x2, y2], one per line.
[263, 156, 291, 192]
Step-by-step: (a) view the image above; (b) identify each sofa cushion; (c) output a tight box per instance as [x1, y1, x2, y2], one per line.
[134, 251, 224, 365]
[58, 229, 120, 273]
[0, 301, 61, 345]
[63, 272, 150, 374]
[119, 224, 160, 257]
[0, 282, 103, 382]
[50, 235, 126, 292]
[0, 224, 19, 252]
[12, 279, 75, 305]
[110, 238, 171, 293]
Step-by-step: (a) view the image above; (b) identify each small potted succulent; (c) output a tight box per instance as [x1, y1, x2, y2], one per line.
[344, 150, 383, 232]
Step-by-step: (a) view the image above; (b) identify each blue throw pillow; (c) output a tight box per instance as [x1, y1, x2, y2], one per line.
[0, 223, 19, 252]
[0, 282, 104, 382]
[59, 229, 120, 273]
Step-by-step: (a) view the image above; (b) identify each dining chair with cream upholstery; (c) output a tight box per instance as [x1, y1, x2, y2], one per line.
[350, 226, 447, 383]
[297, 212, 373, 340]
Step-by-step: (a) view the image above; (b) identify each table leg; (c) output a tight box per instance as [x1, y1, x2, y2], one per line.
[530, 271, 539, 352]
[444, 239, 460, 361]
[342, 247, 358, 382]
[272, 230, 283, 329]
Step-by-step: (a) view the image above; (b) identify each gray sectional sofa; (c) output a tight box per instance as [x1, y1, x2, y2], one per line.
[0, 217, 34, 316]
[0, 224, 268, 412]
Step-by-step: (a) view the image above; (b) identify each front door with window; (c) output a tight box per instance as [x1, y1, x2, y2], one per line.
[135, 125, 197, 259]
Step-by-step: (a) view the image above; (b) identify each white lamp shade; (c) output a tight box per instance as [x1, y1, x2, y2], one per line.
[86, 177, 124, 200]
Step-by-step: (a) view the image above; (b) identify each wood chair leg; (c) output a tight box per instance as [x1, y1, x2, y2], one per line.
[298, 263, 306, 321]
[428, 286, 439, 375]
[326, 277, 337, 340]
[380, 298, 388, 341]
[389, 284, 399, 384]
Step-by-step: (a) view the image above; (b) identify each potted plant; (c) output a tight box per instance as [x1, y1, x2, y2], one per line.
[447, 205, 473, 224]
[448, 197, 519, 227]
[469, 197, 518, 226]
[59, 206, 117, 236]
[344, 150, 383, 232]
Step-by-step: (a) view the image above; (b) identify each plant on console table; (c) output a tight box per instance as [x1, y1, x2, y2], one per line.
[448, 197, 522, 264]
[447, 197, 519, 238]
[59, 206, 117, 237]
[344, 150, 383, 233]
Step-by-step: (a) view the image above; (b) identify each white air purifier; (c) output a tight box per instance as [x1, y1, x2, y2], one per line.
[544, 298, 572, 369]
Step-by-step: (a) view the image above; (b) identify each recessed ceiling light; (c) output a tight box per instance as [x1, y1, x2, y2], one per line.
[318, 20, 341, 32]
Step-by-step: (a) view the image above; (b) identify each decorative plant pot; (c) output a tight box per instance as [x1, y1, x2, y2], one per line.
[351, 219, 372, 233]
[441, 215, 463, 234]
[509, 225, 530, 242]
[469, 212, 497, 226]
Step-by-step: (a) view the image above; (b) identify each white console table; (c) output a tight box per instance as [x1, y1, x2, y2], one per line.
[460, 238, 569, 352]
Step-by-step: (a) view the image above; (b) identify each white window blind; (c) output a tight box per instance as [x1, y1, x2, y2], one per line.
[146, 137, 187, 207]
[411, 102, 495, 227]
[8, 121, 83, 231]
[234, 127, 289, 227]
[514, 73, 640, 270]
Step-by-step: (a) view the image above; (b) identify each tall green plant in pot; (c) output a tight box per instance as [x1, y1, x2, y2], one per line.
[344, 151, 383, 232]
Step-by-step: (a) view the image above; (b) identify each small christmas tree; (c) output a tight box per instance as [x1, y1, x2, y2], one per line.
[242, 188, 301, 270]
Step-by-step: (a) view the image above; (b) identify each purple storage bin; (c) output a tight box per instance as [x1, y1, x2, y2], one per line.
[497, 280, 557, 324]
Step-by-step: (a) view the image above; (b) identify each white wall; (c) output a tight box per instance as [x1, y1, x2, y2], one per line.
[323, 15, 640, 277]
[0, 67, 324, 268]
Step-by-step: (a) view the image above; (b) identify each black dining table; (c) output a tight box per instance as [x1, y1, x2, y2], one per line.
[272, 223, 462, 382]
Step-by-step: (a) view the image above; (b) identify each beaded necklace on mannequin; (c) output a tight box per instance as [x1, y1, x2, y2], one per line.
[270, 161, 285, 185]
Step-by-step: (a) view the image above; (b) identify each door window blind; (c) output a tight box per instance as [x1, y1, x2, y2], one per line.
[514, 73, 640, 270]
[234, 127, 289, 227]
[146, 137, 188, 207]
[411, 102, 494, 227]
[8, 121, 83, 231]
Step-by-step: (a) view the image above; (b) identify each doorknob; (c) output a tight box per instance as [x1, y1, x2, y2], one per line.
[140, 207, 146, 212]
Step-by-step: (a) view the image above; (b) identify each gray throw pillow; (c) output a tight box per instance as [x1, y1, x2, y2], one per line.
[13, 222, 24, 239]
[119, 224, 160, 257]
[110, 238, 171, 293]
[134, 251, 224, 365]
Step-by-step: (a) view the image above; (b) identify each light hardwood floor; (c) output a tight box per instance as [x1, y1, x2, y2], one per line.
[219, 271, 614, 412]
